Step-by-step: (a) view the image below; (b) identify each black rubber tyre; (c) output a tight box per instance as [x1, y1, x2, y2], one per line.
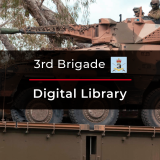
[11, 109, 26, 122]
[69, 109, 119, 129]
[69, 84, 119, 129]
[141, 88, 160, 126]
[11, 87, 63, 123]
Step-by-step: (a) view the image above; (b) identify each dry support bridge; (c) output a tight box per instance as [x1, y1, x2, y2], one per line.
[0, 122, 160, 160]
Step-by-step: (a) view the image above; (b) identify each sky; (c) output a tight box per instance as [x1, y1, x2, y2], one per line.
[44, 0, 153, 24]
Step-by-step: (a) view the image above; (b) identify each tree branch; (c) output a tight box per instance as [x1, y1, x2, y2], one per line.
[0, 19, 17, 51]
[39, 0, 45, 7]
[0, 35, 17, 50]
[22, 0, 61, 46]
[52, 0, 76, 24]
[39, 3, 57, 25]
[0, 18, 16, 28]
[22, 0, 49, 26]
[0, 20, 10, 28]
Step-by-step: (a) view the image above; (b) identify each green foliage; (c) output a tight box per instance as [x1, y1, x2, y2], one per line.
[76, 0, 96, 24]
[53, 0, 95, 25]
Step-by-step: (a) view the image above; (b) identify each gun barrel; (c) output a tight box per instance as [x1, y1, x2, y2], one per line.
[0, 28, 58, 35]
[0, 28, 20, 34]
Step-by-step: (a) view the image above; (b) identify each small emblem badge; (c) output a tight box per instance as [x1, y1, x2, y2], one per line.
[111, 57, 127, 73]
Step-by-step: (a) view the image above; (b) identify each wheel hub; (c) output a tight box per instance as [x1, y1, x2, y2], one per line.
[83, 100, 109, 123]
[154, 101, 160, 122]
[31, 109, 49, 121]
[88, 110, 105, 118]
[25, 99, 53, 123]
[155, 110, 160, 122]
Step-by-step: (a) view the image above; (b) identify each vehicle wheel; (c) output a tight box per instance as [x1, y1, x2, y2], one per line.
[11, 109, 26, 122]
[69, 84, 119, 129]
[141, 88, 160, 126]
[11, 87, 63, 123]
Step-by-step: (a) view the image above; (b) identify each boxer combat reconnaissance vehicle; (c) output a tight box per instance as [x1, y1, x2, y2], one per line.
[1, 7, 160, 129]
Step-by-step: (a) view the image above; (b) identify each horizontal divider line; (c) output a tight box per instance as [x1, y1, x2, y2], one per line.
[29, 79, 132, 81]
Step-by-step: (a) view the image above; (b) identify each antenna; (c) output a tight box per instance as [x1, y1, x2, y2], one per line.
[139, 6, 142, 17]
[119, 14, 122, 22]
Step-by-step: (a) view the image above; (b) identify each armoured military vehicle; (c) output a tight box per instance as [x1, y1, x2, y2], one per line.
[1, 7, 160, 129]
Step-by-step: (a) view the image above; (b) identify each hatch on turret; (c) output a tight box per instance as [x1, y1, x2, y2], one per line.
[99, 18, 117, 25]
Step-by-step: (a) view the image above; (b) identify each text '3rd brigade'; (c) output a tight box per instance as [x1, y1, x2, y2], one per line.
[111, 57, 127, 73]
